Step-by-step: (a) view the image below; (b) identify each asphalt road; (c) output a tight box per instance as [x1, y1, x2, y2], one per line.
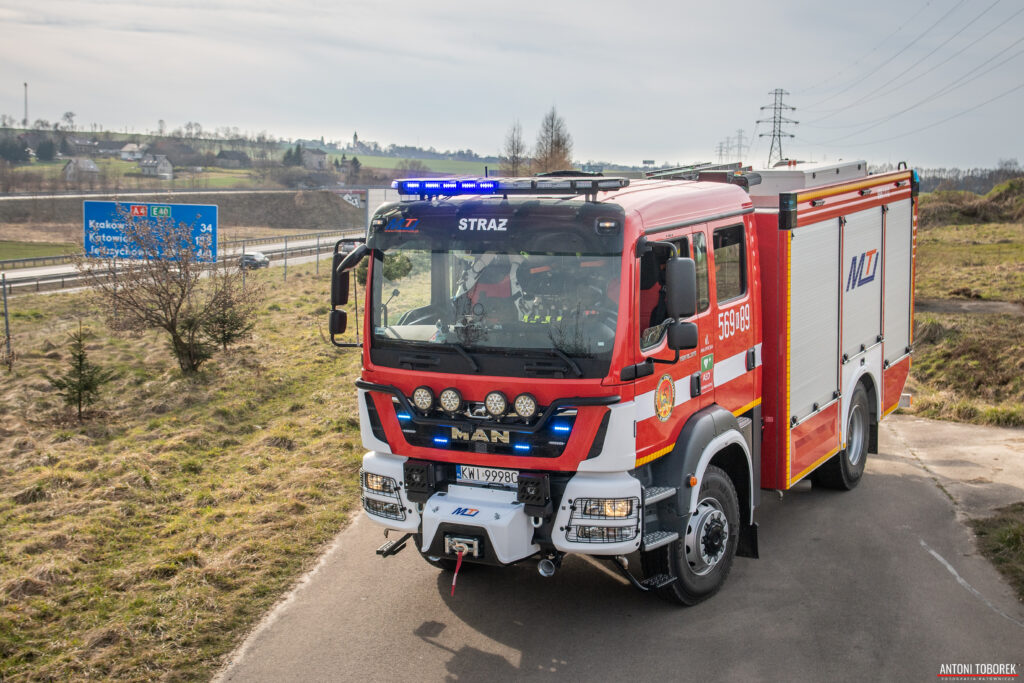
[218, 417, 1024, 682]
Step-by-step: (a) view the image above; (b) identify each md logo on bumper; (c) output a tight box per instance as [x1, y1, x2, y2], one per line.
[452, 507, 480, 517]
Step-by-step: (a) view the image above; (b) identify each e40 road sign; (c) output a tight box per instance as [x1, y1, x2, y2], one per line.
[83, 200, 218, 263]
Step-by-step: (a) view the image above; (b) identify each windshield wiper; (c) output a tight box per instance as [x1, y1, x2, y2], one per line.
[522, 348, 583, 378]
[437, 342, 480, 373]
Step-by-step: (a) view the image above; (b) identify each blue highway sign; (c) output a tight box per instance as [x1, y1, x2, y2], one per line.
[83, 200, 218, 262]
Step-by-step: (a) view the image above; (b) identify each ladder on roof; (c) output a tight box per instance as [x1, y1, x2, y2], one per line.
[645, 162, 745, 180]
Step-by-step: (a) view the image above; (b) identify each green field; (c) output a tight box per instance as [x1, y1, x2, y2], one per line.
[334, 153, 494, 175]
[0, 240, 79, 261]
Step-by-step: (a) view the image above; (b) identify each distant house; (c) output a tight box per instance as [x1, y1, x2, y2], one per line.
[96, 139, 124, 157]
[139, 154, 173, 180]
[67, 137, 98, 155]
[120, 143, 145, 161]
[301, 147, 329, 171]
[62, 158, 100, 183]
[215, 150, 251, 169]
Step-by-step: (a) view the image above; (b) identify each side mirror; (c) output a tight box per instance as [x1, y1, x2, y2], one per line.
[338, 243, 369, 272]
[331, 253, 350, 307]
[664, 257, 697, 319]
[667, 321, 698, 350]
[329, 309, 348, 337]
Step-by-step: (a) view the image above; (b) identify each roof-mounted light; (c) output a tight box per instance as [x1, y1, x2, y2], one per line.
[391, 176, 629, 198]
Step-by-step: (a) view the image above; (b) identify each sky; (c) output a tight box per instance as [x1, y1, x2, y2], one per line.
[0, 0, 1021, 170]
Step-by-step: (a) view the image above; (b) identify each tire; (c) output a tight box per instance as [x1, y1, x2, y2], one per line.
[642, 465, 740, 606]
[812, 383, 869, 490]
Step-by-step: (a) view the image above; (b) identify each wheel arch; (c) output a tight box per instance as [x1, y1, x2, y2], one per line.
[651, 405, 755, 527]
[844, 368, 880, 454]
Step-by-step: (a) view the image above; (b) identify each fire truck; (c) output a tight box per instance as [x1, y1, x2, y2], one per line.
[328, 160, 918, 604]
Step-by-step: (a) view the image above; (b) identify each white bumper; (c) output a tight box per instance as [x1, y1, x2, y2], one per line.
[420, 485, 539, 565]
[360, 451, 420, 533]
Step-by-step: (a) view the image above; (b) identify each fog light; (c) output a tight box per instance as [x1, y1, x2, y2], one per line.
[439, 388, 462, 413]
[514, 393, 537, 419]
[412, 386, 434, 412]
[577, 497, 636, 519]
[485, 391, 508, 417]
[567, 525, 637, 543]
[362, 496, 405, 521]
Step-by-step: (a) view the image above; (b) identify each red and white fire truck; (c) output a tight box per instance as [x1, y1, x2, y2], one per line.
[329, 160, 917, 604]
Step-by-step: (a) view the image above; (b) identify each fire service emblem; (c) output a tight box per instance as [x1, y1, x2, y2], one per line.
[655, 374, 675, 422]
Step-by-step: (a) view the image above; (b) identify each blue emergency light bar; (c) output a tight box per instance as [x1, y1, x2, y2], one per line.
[392, 176, 630, 197]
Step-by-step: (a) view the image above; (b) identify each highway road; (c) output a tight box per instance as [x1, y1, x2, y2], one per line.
[217, 416, 1024, 682]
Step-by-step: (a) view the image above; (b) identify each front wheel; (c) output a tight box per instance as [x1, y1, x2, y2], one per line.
[643, 465, 740, 606]
[812, 383, 869, 490]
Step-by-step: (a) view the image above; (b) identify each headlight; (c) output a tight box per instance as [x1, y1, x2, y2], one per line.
[513, 393, 537, 419]
[438, 388, 462, 413]
[412, 386, 434, 412]
[578, 497, 636, 519]
[362, 471, 397, 494]
[484, 391, 508, 417]
[567, 525, 638, 543]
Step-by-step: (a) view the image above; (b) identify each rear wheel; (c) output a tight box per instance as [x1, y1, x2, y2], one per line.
[813, 384, 869, 490]
[643, 465, 740, 606]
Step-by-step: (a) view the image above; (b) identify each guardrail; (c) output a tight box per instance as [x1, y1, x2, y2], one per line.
[0, 229, 360, 270]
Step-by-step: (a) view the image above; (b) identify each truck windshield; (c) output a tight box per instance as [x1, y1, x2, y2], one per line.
[368, 243, 621, 377]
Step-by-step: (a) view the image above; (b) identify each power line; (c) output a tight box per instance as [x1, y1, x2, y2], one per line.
[801, 3, 1024, 130]
[802, 0, 966, 111]
[805, 0, 1002, 124]
[757, 89, 797, 167]
[797, 79, 1024, 148]
[808, 37, 1024, 145]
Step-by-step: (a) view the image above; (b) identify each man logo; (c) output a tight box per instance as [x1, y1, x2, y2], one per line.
[451, 427, 510, 444]
[846, 249, 879, 291]
[452, 507, 480, 517]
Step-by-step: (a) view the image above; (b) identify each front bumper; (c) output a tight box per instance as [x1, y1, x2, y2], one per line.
[360, 451, 643, 563]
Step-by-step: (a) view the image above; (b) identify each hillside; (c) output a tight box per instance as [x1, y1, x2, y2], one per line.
[0, 190, 365, 234]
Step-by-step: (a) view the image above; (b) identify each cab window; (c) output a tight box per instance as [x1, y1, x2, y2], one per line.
[639, 237, 689, 349]
[694, 231, 710, 313]
[713, 225, 746, 303]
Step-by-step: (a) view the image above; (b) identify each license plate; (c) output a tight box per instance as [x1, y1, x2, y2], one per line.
[456, 465, 519, 487]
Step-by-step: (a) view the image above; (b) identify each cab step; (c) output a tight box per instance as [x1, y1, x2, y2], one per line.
[641, 573, 678, 589]
[376, 533, 412, 558]
[641, 529, 679, 551]
[643, 486, 677, 507]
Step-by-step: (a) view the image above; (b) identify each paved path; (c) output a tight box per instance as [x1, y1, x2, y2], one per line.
[217, 416, 1024, 682]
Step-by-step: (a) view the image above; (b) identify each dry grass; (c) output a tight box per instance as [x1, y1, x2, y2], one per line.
[970, 503, 1024, 601]
[905, 312, 1024, 427]
[915, 221, 1024, 302]
[0, 262, 365, 681]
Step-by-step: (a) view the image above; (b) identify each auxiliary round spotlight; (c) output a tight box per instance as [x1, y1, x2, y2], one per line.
[412, 386, 434, 412]
[514, 393, 538, 419]
[438, 388, 463, 413]
[484, 391, 508, 417]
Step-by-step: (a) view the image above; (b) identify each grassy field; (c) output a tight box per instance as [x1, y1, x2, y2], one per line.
[0, 262, 366, 681]
[915, 221, 1024, 302]
[339, 154, 493, 176]
[0, 240, 78, 261]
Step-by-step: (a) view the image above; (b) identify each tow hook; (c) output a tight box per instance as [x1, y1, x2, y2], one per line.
[537, 553, 563, 578]
[444, 535, 480, 558]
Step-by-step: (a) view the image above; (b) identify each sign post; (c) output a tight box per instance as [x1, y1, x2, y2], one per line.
[83, 201, 218, 262]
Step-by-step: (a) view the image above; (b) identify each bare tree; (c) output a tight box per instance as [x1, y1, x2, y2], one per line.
[500, 120, 528, 176]
[533, 107, 573, 174]
[62, 111, 76, 131]
[76, 209, 263, 373]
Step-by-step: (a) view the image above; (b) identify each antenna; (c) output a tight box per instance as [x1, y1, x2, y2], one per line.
[757, 88, 797, 167]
